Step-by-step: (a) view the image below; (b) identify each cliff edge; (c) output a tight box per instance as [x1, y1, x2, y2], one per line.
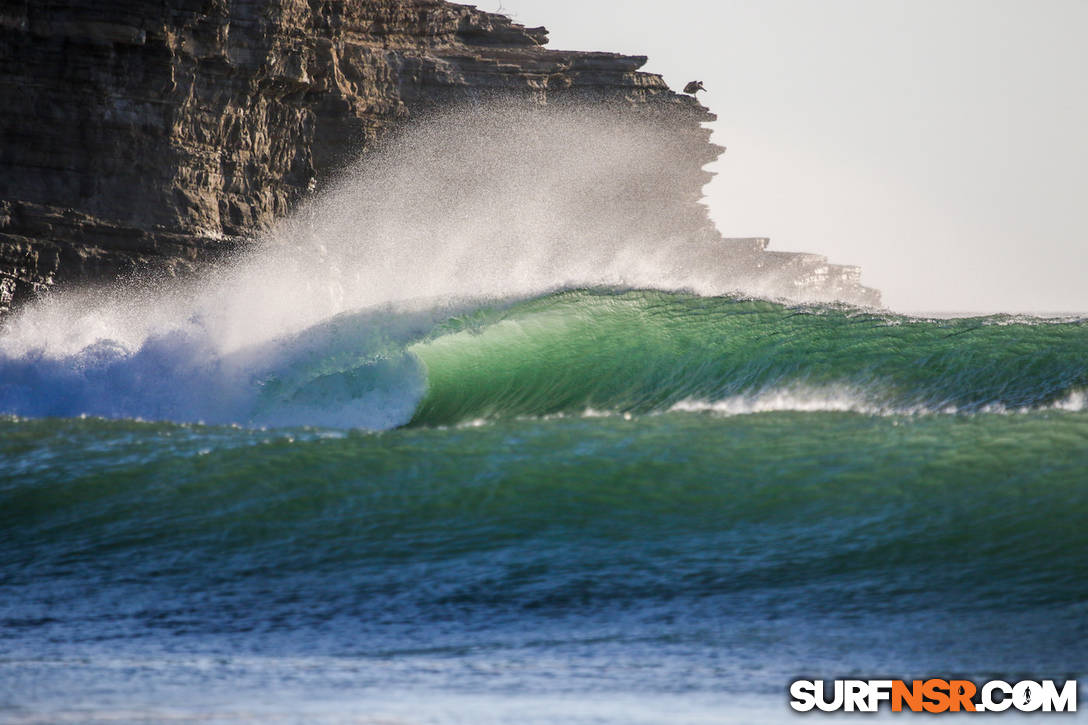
[0, 0, 879, 312]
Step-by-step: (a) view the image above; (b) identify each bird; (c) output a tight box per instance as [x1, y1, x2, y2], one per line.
[683, 80, 705, 95]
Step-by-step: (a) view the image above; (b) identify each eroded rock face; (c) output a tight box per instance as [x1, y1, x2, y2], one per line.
[0, 0, 879, 312]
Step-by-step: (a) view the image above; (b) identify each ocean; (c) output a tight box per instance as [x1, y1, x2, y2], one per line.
[2, 288, 1086, 722]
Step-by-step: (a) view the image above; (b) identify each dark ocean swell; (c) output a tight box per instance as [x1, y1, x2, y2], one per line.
[2, 411, 1087, 622]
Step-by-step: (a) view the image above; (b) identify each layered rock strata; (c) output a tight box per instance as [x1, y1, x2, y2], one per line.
[0, 0, 879, 312]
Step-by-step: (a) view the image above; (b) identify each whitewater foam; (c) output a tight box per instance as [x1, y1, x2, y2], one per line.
[0, 304, 434, 429]
[669, 388, 889, 416]
[668, 387, 1088, 418]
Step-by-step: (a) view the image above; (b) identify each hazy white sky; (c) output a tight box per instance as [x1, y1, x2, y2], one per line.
[492, 0, 1087, 312]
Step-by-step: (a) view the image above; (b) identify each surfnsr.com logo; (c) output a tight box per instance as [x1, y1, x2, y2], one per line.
[790, 679, 1077, 713]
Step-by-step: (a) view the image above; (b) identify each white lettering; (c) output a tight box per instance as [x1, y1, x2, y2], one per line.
[789, 680, 817, 712]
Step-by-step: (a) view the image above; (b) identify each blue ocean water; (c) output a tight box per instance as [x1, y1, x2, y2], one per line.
[1, 290, 1086, 723]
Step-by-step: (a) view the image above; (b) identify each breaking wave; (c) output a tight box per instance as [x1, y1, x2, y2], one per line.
[0, 108, 1084, 429]
[1, 289, 1085, 428]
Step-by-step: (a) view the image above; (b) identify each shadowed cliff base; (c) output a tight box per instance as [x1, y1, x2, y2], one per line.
[0, 0, 878, 312]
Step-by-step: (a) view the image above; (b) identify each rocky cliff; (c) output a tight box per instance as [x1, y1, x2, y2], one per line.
[0, 0, 879, 312]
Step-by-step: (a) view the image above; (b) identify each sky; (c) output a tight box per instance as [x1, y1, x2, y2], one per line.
[491, 0, 1088, 313]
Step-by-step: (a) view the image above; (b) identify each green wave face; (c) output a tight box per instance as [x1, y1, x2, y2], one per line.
[409, 290, 1088, 425]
